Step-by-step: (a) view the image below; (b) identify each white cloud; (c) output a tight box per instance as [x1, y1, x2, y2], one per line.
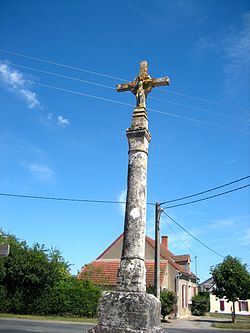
[208, 215, 250, 231]
[26, 162, 56, 182]
[222, 12, 250, 91]
[0, 62, 40, 108]
[225, 158, 239, 165]
[192, 12, 250, 96]
[241, 227, 250, 246]
[128, 0, 197, 30]
[47, 113, 54, 120]
[57, 115, 70, 127]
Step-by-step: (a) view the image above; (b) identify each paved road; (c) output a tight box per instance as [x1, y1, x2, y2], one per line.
[0, 319, 93, 333]
[0, 318, 249, 333]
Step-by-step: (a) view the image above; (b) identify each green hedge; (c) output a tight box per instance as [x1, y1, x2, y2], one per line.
[191, 292, 210, 316]
[0, 230, 101, 317]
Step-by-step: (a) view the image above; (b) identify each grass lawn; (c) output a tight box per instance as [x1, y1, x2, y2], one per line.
[0, 313, 97, 324]
[209, 313, 250, 330]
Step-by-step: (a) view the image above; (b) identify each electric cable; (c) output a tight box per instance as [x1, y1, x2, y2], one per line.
[149, 95, 245, 121]
[8, 62, 245, 123]
[158, 87, 249, 113]
[29, 81, 249, 134]
[160, 175, 250, 205]
[162, 184, 250, 209]
[161, 213, 197, 257]
[162, 210, 224, 258]
[0, 192, 155, 206]
[0, 49, 124, 81]
[9, 62, 116, 91]
[0, 49, 248, 113]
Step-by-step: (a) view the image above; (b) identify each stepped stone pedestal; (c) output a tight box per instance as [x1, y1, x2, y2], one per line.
[90, 291, 162, 333]
[89, 61, 169, 333]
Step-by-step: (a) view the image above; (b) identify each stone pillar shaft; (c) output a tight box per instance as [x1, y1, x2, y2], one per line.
[117, 107, 151, 293]
[89, 61, 168, 333]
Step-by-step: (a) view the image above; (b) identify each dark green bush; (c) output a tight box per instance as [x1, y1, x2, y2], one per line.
[160, 289, 176, 321]
[0, 230, 101, 317]
[191, 292, 210, 316]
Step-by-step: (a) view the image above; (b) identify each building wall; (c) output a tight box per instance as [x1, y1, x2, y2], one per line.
[177, 278, 198, 317]
[99, 237, 123, 259]
[210, 295, 250, 315]
[92, 234, 198, 318]
[99, 236, 162, 261]
[165, 262, 176, 293]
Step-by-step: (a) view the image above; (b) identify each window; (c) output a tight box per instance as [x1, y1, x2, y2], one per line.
[239, 301, 249, 312]
[182, 284, 187, 308]
[220, 300, 225, 311]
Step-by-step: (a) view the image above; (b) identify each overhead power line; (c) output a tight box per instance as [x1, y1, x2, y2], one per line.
[0, 49, 248, 113]
[160, 175, 250, 205]
[161, 214, 197, 257]
[10, 62, 116, 91]
[30, 81, 249, 134]
[162, 184, 250, 209]
[0, 193, 124, 204]
[162, 211, 224, 258]
[1, 182, 249, 208]
[0, 192, 155, 206]
[149, 95, 245, 122]
[158, 87, 249, 113]
[0, 49, 124, 81]
[8, 62, 245, 123]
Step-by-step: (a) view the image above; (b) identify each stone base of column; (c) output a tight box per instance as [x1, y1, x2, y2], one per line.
[89, 291, 164, 333]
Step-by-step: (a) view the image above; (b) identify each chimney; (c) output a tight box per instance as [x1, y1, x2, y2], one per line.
[161, 236, 168, 249]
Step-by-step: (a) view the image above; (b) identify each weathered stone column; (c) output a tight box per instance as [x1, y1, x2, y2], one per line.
[89, 61, 169, 333]
[116, 106, 150, 293]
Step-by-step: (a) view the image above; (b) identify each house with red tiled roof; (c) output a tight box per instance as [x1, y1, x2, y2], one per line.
[78, 234, 198, 317]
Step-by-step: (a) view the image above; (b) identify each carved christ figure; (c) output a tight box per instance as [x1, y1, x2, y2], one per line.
[116, 61, 169, 110]
[135, 81, 146, 108]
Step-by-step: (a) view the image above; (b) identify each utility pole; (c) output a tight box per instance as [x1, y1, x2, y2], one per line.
[154, 202, 162, 299]
[195, 256, 198, 281]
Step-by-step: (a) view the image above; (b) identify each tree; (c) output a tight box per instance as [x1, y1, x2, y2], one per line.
[160, 289, 176, 321]
[0, 230, 101, 317]
[210, 256, 250, 323]
[0, 231, 70, 314]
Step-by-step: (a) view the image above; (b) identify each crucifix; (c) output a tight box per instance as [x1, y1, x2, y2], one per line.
[117, 61, 169, 109]
[90, 61, 169, 333]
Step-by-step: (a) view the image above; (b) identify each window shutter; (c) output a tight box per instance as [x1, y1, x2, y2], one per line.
[220, 300, 225, 311]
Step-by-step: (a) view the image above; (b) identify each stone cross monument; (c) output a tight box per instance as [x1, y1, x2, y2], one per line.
[90, 61, 169, 333]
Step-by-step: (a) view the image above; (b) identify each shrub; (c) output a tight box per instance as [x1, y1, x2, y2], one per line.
[191, 292, 210, 316]
[0, 230, 101, 317]
[160, 289, 176, 321]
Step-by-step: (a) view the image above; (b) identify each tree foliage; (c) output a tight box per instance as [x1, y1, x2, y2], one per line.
[160, 289, 176, 321]
[191, 292, 210, 316]
[210, 255, 250, 322]
[0, 230, 101, 317]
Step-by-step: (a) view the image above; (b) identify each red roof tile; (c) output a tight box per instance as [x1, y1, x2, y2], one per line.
[78, 260, 168, 287]
[145, 235, 191, 275]
[79, 233, 196, 282]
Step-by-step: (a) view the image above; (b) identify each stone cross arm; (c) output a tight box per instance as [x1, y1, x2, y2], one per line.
[116, 76, 169, 93]
[150, 76, 170, 87]
[116, 61, 170, 109]
[116, 81, 137, 93]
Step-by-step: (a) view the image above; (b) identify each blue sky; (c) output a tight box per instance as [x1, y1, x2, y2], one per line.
[0, 0, 249, 281]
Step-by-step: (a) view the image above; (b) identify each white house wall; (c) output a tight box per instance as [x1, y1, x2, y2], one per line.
[210, 294, 250, 316]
